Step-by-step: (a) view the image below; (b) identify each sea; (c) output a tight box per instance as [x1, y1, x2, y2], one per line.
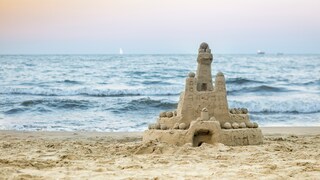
[0, 54, 319, 131]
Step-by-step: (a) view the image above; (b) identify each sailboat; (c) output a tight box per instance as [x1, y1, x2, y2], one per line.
[119, 48, 123, 55]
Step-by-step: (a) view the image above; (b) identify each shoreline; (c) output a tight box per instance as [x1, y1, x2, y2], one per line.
[261, 126, 320, 135]
[0, 126, 319, 137]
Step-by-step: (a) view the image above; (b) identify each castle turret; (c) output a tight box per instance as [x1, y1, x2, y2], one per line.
[196, 42, 213, 91]
[214, 72, 229, 121]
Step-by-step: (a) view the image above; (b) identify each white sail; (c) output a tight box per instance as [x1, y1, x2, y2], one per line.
[119, 48, 123, 55]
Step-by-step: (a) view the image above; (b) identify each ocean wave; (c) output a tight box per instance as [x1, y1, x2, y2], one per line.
[128, 97, 177, 109]
[229, 99, 320, 114]
[294, 79, 320, 86]
[226, 77, 263, 85]
[142, 80, 172, 85]
[4, 107, 52, 115]
[228, 85, 290, 94]
[4, 99, 92, 115]
[0, 85, 291, 97]
[111, 97, 177, 112]
[4, 108, 28, 114]
[57, 80, 83, 84]
[20, 99, 92, 109]
[0, 87, 181, 97]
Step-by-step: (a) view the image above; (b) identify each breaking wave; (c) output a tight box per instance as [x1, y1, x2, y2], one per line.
[0, 84, 293, 97]
[228, 85, 291, 94]
[4, 99, 93, 115]
[56, 80, 83, 84]
[118, 98, 177, 111]
[229, 98, 320, 114]
[0, 87, 181, 97]
[226, 77, 263, 85]
[294, 79, 320, 86]
[4, 108, 29, 114]
[20, 99, 92, 109]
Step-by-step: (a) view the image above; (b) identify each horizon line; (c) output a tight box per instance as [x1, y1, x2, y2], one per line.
[0, 53, 319, 56]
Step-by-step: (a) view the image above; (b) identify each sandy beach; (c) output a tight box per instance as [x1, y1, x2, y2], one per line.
[0, 127, 319, 179]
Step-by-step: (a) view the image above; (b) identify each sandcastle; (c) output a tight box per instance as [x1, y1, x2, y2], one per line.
[143, 42, 263, 146]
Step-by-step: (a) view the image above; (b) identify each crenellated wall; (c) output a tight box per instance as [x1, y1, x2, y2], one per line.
[176, 72, 230, 126]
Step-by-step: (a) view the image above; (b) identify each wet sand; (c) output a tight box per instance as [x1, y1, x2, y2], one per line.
[0, 127, 319, 179]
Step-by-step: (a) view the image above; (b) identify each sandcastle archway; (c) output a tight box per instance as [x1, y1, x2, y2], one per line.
[192, 129, 214, 147]
[187, 120, 220, 147]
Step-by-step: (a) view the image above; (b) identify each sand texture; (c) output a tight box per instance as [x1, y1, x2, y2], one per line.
[0, 127, 319, 179]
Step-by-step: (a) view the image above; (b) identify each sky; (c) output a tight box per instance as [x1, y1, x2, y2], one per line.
[0, 0, 319, 54]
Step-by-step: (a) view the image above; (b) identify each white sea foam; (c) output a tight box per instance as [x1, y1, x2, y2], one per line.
[229, 98, 320, 114]
[0, 86, 181, 96]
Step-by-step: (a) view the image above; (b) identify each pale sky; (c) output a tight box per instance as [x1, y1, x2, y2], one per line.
[0, 0, 319, 54]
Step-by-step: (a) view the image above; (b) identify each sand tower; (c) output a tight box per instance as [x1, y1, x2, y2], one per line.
[196, 42, 214, 91]
[144, 43, 263, 146]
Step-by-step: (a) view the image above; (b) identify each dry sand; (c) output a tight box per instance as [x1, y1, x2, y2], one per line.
[0, 127, 319, 179]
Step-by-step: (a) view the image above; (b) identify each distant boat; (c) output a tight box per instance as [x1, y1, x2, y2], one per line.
[257, 50, 265, 55]
[119, 48, 123, 55]
[276, 53, 284, 56]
